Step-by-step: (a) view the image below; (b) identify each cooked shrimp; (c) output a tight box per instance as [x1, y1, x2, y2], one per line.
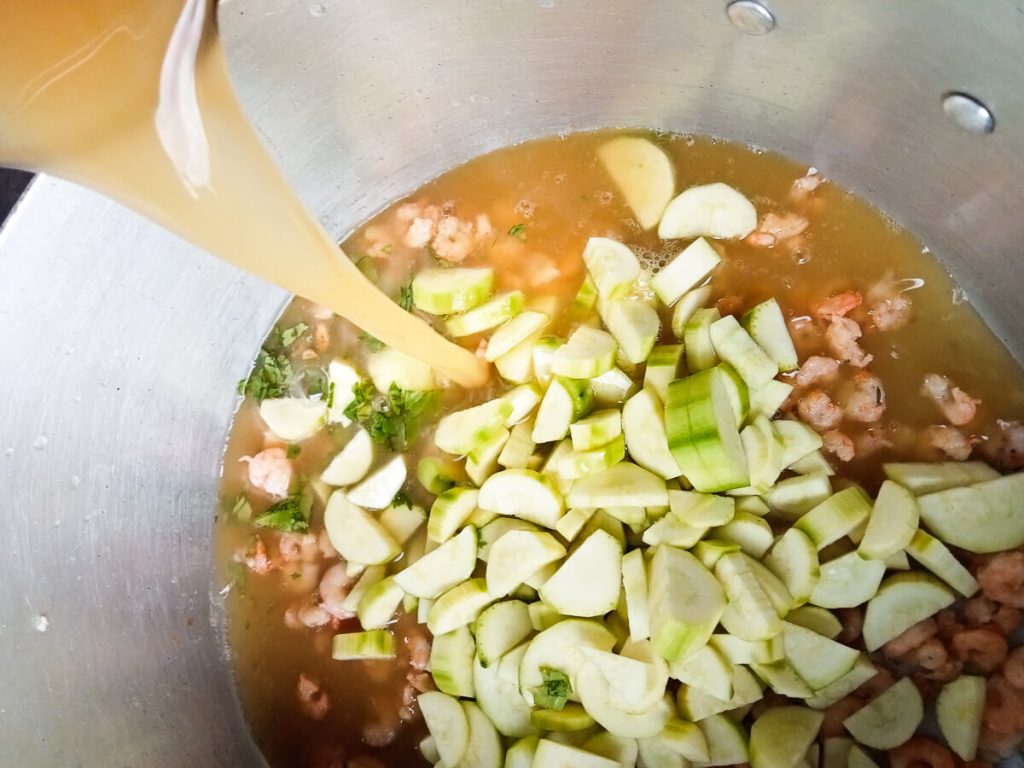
[826, 317, 873, 367]
[985, 419, 1024, 471]
[978, 551, 1024, 608]
[844, 370, 886, 423]
[871, 294, 912, 332]
[979, 727, 1024, 761]
[925, 425, 974, 461]
[795, 355, 839, 387]
[984, 675, 1024, 734]
[791, 169, 825, 199]
[244, 536, 274, 575]
[855, 665, 894, 700]
[288, 599, 331, 629]
[883, 617, 938, 659]
[279, 532, 321, 563]
[822, 430, 855, 461]
[991, 605, 1022, 638]
[853, 428, 893, 459]
[318, 562, 356, 620]
[297, 674, 330, 721]
[815, 291, 862, 321]
[909, 637, 949, 671]
[1003, 646, 1024, 690]
[318, 529, 337, 559]
[921, 374, 980, 426]
[889, 737, 954, 768]
[282, 561, 321, 594]
[964, 596, 998, 627]
[362, 710, 400, 747]
[951, 629, 1008, 674]
[242, 447, 293, 499]
[921, 660, 962, 683]
[431, 215, 477, 262]
[404, 217, 436, 248]
[836, 608, 864, 644]
[746, 212, 809, 248]
[313, 322, 331, 353]
[405, 629, 431, 671]
[797, 390, 844, 431]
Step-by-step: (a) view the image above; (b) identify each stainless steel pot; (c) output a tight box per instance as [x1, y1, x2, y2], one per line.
[1, 1, 1021, 764]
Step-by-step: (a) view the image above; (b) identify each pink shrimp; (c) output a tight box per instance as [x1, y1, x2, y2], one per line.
[826, 317, 873, 367]
[285, 598, 332, 630]
[795, 355, 839, 387]
[844, 370, 886, 423]
[815, 291, 862, 321]
[889, 738, 954, 768]
[935, 608, 965, 642]
[822, 430, 855, 461]
[279, 532, 321, 563]
[318, 529, 337, 559]
[979, 727, 1024, 761]
[797, 390, 843, 431]
[430, 215, 477, 262]
[317, 562, 356, 620]
[924, 425, 974, 460]
[978, 551, 1024, 608]
[984, 675, 1024, 734]
[921, 374, 980, 426]
[244, 537, 274, 575]
[362, 709, 400, 747]
[1004, 646, 1024, 690]
[746, 212, 809, 248]
[313, 322, 331, 353]
[820, 695, 865, 738]
[883, 617, 938, 659]
[951, 629, 1008, 674]
[791, 170, 825, 199]
[870, 293, 913, 332]
[964, 596, 999, 627]
[242, 447, 293, 499]
[853, 428, 893, 459]
[985, 419, 1024, 471]
[405, 629, 431, 672]
[909, 637, 950, 671]
[991, 605, 1022, 638]
[297, 674, 331, 721]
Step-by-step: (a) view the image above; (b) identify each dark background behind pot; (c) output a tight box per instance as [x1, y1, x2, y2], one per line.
[0, 169, 32, 224]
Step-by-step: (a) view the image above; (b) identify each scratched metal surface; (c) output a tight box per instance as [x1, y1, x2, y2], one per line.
[0, 1, 1021, 765]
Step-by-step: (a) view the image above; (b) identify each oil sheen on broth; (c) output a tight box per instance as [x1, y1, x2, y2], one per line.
[217, 130, 1024, 767]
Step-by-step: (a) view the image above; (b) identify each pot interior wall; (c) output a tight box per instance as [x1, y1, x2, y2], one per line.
[0, 1, 1020, 765]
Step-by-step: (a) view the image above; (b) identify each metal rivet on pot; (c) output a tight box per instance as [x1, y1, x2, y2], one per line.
[725, 0, 776, 35]
[942, 92, 995, 135]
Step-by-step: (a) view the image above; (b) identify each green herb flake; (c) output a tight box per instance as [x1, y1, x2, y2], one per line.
[381, 244, 394, 255]
[326, 381, 336, 410]
[231, 495, 253, 523]
[253, 487, 312, 532]
[508, 223, 527, 241]
[398, 281, 415, 312]
[531, 666, 571, 710]
[286, 444, 302, 459]
[344, 381, 441, 451]
[392, 490, 412, 508]
[361, 333, 386, 353]
[279, 322, 309, 348]
[238, 349, 293, 401]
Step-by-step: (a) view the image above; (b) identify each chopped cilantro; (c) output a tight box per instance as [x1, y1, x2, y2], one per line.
[398, 281, 415, 312]
[231, 495, 253, 523]
[392, 490, 412, 508]
[361, 333, 386, 353]
[286, 444, 301, 459]
[326, 381, 336, 410]
[508, 223, 527, 240]
[279, 322, 309, 347]
[238, 349, 293, 400]
[381, 244, 394, 255]
[304, 367, 329, 399]
[531, 667, 571, 710]
[344, 381, 441, 451]
[253, 486, 312, 532]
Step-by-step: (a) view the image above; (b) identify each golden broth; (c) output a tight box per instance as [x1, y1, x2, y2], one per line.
[217, 131, 1024, 767]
